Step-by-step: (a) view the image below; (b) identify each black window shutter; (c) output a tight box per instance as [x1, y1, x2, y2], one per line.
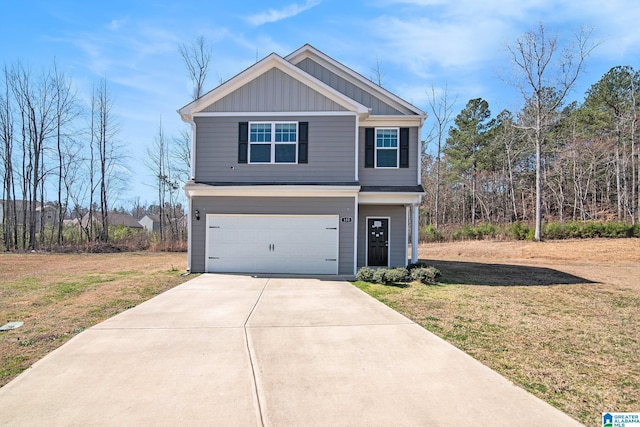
[238, 122, 248, 163]
[365, 128, 375, 168]
[298, 122, 308, 164]
[399, 127, 409, 168]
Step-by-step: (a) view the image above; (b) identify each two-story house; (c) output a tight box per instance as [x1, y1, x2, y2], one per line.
[179, 45, 426, 275]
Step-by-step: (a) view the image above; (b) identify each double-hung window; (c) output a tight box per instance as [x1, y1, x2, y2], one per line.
[249, 122, 298, 164]
[375, 128, 399, 168]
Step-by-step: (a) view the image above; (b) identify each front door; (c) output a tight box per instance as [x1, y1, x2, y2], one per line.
[367, 218, 389, 267]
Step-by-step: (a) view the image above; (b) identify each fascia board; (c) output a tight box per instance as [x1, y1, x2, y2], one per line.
[178, 53, 282, 121]
[185, 184, 361, 198]
[286, 45, 427, 118]
[361, 115, 426, 127]
[178, 53, 369, 121]
[358, 192, 423, 205]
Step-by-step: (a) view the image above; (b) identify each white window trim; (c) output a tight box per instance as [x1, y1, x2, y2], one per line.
[248, 121, 298, 164]
[374, 127, 400, 169]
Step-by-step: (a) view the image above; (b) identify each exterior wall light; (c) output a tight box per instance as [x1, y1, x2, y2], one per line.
[194, 210, 200, 220]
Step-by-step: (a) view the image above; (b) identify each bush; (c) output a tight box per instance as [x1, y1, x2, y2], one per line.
[474, 223, 497, 239]
[359, 267, 409, 284]
[411, 267, 441, 285]
[356, 266, 375, 282]
[509, 221, 531, 240]
[420, 224, 444, 242]
[544, 221, 566, 240]
[407, 261, 429, 271]
[542, 221, 636, 240]
[451, 223, 498, 241]
[602, 221, 633, 238]
[385, 267, 409, 283]
[372, 269, 388, 284]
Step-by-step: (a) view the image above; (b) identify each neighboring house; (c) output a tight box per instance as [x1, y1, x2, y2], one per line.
[0, 200, 59, 228]
[139, 214, 161, 233]
[179, 44, 426, 275]
[81, 212, 144, 229]
[139, 214, 188, 237]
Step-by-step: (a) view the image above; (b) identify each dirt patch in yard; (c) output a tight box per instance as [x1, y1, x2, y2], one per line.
[0, 252, 191, 388]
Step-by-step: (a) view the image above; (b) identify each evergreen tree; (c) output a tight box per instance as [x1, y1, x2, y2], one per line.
[444, 98, 494, 226]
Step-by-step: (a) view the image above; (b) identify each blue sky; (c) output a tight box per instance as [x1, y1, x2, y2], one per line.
[3, 0, 640, 206]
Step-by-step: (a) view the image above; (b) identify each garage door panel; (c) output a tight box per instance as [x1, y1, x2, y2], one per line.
[206, 215, 338, 274]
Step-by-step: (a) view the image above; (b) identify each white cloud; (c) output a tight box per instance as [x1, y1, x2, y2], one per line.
[372, 15, 513, 76]
[106, 17, 128, 31]
[247, 0, 321, 26]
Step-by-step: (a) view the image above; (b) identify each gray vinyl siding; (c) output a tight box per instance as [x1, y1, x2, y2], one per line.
[357, 205, 407, 268]
[190, 196, 356, 274]
[204, 68, 347, 113]
[296, 58, 411, 116]
[358, 126, 419, 186]
[194, 115, 356, 183]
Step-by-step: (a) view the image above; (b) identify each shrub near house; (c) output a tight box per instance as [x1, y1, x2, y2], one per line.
[356, 264, 440, 285]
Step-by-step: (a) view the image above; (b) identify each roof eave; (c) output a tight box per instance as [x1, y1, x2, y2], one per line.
[178, 52, 369, 121]
[285, 44, 427, 118]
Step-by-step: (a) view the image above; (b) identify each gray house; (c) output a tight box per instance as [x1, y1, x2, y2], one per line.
[0, 200, 59, 229]
[138, 214, 160, 233]
[179, 45, 426, 275]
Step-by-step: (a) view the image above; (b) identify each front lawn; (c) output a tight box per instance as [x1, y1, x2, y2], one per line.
[353, 240, 640, 427]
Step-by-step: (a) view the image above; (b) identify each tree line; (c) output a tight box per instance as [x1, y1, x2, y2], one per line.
[0, 61, 191, 250]
[422, 65, 639, 235]
[0, 35, 210, 251]
[3, 26, 636, 250]
[422, 24, 639, 239]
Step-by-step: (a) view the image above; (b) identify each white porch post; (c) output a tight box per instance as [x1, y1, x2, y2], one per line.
[411, 204, 419, 263]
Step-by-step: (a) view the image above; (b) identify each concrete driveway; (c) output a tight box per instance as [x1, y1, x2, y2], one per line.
[0, 274, 582, 426]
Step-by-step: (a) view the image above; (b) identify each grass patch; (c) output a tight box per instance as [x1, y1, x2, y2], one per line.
[0, 356, 30, 383]
[356, 240, 640, 427]
[0, 252, 192, 388]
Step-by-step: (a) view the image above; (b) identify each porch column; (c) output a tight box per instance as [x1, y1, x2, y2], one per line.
[411, 204, 419, 263]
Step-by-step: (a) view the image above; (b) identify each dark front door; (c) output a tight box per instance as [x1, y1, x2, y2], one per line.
[367, 218, 389, 267]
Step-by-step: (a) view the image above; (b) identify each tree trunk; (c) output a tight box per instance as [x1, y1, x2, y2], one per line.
[535, 135, 542, 241]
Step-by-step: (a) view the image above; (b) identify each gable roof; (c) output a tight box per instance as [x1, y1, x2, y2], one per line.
[82, 212, 143, 228]
[286, 44, 426, 118]
[178, 44, 427, 123]
[179, 51, 370, 121]
[140, 214, 161, 223]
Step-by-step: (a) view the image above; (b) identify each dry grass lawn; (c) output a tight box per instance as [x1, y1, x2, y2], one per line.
[355, 238, 639, 427]
[0, 252, 190, 388]
[1, 242, 637, 427]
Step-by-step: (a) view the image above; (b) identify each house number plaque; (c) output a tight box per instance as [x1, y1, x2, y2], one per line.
[341, 217, 353, 223]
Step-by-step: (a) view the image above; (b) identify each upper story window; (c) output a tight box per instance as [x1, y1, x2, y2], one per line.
[364, 127, 409, 169]
[375, 128, 399, 168]
[249, 122, 297, 164]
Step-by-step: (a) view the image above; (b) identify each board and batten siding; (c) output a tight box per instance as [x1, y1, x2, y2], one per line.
[357, 205, 407, 268]
[296, 58, 411, 116]
[194, 115, 356, 183]
[358, 126, 419, 186]
[203, 68, 347, 113]
[190, 196, 356, 275]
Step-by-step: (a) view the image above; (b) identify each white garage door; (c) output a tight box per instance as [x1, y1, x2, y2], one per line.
[206, 214, 339, 274]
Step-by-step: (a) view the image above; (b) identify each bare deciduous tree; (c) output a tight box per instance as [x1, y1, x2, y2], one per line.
[179, 36, 212, 100]
[506, 23, 596, 240]
[52, 60, 79, 245]
[371, 56, 384, 86]
[425, 85, 456, 230]
[91, 77, 121, 242]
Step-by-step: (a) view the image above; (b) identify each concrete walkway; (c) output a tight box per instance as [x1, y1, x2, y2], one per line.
[0, 274, 582, 426]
